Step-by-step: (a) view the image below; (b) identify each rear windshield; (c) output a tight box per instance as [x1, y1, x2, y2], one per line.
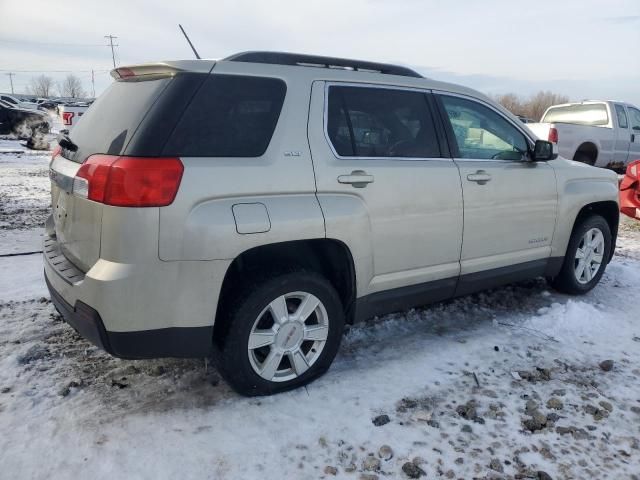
[162, 75, 286, 157]
[542, 103, 609, 126]
[66, 77, 172, 163]
[64, 73, 286, 162]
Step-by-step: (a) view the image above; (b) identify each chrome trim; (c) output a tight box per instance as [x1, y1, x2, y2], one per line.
[50, 156, 82, 194]
[322, 81, 453, 162]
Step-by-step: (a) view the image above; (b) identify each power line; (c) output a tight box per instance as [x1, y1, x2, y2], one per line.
[0, 39, 110, 47]
[0, 69, 110, 73]
[104, 35, 119, 68]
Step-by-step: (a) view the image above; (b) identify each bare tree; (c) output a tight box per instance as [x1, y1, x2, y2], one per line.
[526, 91, 570, 121]
[27, 75, 55, 97]
[494, 93, 525, 116]
[58, 74, 86, 98]
[493, 90, 570, 121]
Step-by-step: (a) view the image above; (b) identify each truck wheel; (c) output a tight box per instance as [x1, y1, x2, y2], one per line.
[574, 153, 595, 166]
[215, 271, 345, 396]
[550, 215, 612, 295]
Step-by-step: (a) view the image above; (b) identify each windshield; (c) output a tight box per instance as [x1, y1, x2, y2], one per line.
[542, 103, 609, 126]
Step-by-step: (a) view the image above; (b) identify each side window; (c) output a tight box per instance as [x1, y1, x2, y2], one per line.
[326, 86, 440, 158]
[163, 75, 286, 157]
[626, 107, 640, 131]
[615, 105, 629, 129]
[440, 95, 528, 160]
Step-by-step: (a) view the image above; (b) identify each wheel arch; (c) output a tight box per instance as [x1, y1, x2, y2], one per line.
[214, 238, 358, 339]
[573, 142, 599, 165]
[571, 201, 619, 263]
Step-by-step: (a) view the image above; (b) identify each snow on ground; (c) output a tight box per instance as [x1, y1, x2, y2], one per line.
[1, 137, 639, 479]
[0, 139, 51, 231]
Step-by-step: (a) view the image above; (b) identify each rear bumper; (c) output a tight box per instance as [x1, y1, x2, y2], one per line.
[45, 272, 214, 359]
[46, 273, 111, 352]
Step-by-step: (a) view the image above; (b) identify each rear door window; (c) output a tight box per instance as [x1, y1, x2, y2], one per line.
[163, 75, 286, 157]
[326, 85, 441, 158]
[615, 104, 629, 129]
[629, 107, 640, 131]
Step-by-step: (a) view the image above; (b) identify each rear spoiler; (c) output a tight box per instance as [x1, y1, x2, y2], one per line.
[110, 60, 216, 80]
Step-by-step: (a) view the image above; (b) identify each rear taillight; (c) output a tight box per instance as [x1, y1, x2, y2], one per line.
[548, 127, 558, 144]
[74, 155, 183, 207]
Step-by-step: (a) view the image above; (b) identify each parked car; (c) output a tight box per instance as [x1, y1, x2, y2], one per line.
[0, 94, 38, 110]
[528, 100, 640, 171]
[34, 98, 60, 112]
[45, 52, 620, 396]
[0, 99, 50, 137]
[619, 160, 640, 220]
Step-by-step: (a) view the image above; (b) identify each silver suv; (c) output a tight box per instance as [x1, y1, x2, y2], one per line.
[45, 52, 620, 396]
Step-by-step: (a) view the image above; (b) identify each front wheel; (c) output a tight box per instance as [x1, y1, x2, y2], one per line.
[215, 271, 345, 396]
[549, 215, 612, 295]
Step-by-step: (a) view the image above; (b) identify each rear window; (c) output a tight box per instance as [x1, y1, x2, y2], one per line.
[67, 77, 172, 163]
[542, 103, 609, 126]
[163, 75, 286, 157]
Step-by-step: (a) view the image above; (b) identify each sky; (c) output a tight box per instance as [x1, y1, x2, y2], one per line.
[1, 0, 639, 105]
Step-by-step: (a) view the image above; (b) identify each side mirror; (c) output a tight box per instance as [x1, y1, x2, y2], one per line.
[531, 140, 557, 161]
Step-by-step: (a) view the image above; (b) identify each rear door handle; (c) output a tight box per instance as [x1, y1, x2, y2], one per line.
[466, 170, 492, 185]
[338, 170, 374, 188]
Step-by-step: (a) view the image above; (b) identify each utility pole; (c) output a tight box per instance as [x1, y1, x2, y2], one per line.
[91, 69, 96, 98]
[5, 73, 15, 94]
[104, 35, 119, 68]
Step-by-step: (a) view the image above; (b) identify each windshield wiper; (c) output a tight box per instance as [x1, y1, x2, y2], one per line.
[57, 133, 78, 152]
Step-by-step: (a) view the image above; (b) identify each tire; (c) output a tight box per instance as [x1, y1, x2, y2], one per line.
[214, 270, 345, 396]
[549, 215, 612, 295]
[574, 153, 595, 166]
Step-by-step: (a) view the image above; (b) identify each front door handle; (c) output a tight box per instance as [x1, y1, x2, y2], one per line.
[338, 170, 374, 188]
[466, 170, 492, 185]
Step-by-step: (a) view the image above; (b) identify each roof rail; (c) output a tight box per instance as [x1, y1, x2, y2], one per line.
[223, 51, 423, 78]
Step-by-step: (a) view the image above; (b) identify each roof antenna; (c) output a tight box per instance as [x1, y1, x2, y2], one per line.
[178, 24, 201, 59]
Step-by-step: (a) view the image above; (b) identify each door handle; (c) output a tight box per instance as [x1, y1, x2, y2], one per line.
[466, 170, 492, 185]
[338, 170, 374, 188]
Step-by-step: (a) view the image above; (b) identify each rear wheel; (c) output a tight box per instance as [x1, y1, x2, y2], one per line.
[550, 215, 612, 295]
[574, 152, 596, 166]
[215, 271, 345, 396]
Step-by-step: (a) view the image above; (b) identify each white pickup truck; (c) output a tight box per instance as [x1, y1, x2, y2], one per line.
[58, 104, 89, 130]
[528, 100, 640, 170]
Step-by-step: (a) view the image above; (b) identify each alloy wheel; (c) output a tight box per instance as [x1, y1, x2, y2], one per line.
[248, 291, 329, 382]
[574, 227, 605, 284]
